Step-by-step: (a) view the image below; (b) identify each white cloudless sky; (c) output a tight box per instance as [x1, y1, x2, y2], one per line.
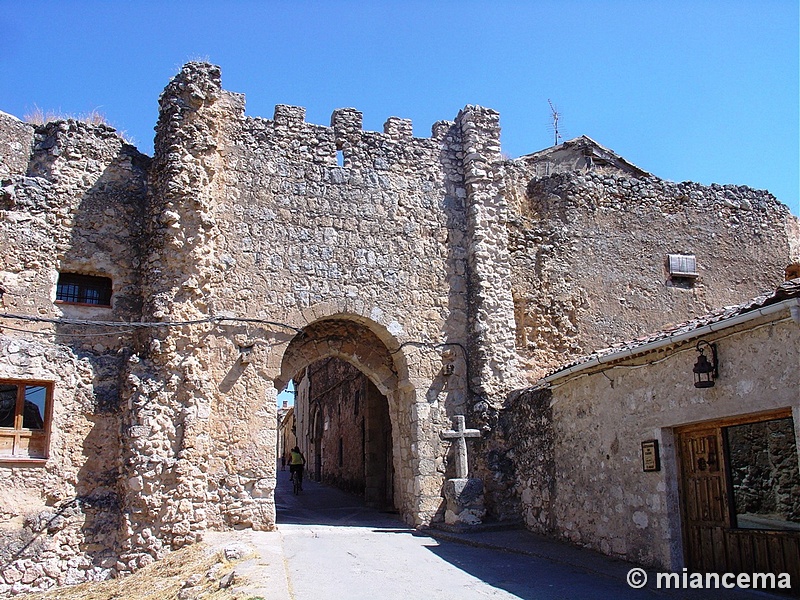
[1, 0, 797, 217]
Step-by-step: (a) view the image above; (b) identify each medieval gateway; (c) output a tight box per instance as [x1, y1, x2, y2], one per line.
[0, 62, 798, 593]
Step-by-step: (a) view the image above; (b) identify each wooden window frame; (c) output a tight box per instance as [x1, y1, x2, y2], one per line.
[55, 273, 112, 307]
[0, 380, 53, 463]
[675, 408, 794, 435]
[722, 409, 799, 532]
[675, 408, 800, 579]
[677, 407, 797, 531]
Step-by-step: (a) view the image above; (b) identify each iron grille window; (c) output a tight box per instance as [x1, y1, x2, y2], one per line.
[56, 273, 112, 306]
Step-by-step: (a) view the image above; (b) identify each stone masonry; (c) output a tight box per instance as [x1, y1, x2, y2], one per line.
[0, 62, 798, 594]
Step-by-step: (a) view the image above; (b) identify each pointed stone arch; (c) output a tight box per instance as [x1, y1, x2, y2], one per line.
[275, 317, 404, 396]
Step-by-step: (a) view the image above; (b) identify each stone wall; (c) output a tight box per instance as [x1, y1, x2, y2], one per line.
[0, 112, 33, 181]
[0, 338, 122, 594]
[306, 358, 368, 493]
[136, 62, 509, 528]
[277, 403, 296, 469]
[474, 163, 799, 522]
[121, 62, 233, 563]
[301, 358, 394, 506]
[1, 60, 799, 594]
[504, 165, 800, 380]
[0, 110, 148, 592]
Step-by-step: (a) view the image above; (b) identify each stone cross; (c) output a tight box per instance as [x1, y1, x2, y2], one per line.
[440, 415, 481, 479]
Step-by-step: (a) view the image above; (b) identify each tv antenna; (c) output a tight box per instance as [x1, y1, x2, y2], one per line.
[548, 99, 562, 146]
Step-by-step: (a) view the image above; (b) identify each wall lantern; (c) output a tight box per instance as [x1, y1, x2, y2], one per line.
[693, 341, 718, 388]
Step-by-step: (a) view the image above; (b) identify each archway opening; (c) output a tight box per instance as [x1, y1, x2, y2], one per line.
[292, 358, 394, 509]
[274, 317, 410, 520]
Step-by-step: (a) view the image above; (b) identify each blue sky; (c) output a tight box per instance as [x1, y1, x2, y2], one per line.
[1, 0, 798, 216]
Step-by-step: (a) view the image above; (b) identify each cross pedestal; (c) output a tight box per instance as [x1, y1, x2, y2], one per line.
[440, 415, 486, 529]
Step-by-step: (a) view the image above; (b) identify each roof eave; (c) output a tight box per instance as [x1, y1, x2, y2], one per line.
[533, 297, 800, 390]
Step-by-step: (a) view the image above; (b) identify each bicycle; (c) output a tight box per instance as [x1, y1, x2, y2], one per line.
[291, 468, 303, 495]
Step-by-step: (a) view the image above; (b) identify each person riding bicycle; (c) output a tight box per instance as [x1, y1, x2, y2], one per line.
[289, 446, 306, 490]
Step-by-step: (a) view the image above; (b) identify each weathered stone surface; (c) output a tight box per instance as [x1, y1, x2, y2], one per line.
[444, 478, 483, 508]
[0, 111, 34, 180]
[504, 165, 798, 381]
[443, 477, 486, 526]
[511, 310, 799, 570]
[0, 60, 797, 594]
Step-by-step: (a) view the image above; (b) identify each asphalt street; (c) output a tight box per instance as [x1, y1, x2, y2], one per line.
[206, 468, 784, 600]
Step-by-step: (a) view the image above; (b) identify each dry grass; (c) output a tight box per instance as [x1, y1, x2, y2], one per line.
[23, 105, 135, 145]
[24, 106, 106, 127]
[20, 543, 252, 600]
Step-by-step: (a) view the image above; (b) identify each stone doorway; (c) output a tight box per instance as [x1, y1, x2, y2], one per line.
[675, 409, 800, 583]
[294, 358, 394, 510]
[272, 317, 421, 521]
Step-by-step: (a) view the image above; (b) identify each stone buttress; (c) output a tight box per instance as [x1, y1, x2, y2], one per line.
[119, 63, 276, 570]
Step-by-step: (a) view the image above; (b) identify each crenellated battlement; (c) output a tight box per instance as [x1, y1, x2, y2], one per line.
[267, 102, 447, 143]
[229, 102, 460, 171]
[159, 62, 473, 172]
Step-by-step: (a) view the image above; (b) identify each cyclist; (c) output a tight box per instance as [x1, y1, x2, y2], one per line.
[288, 446, 306, 491]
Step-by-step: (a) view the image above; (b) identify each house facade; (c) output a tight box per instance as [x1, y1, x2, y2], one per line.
[512, 280, 800, 580]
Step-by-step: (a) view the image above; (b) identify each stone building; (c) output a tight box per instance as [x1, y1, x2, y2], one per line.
[511, 279, 800, 582]
[0, 62, 798, 593]
[293, 358, 393, 507]
[277, 401, 295, 469]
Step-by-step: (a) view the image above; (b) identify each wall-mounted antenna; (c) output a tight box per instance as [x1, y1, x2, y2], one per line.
[548, 99, 562, 146]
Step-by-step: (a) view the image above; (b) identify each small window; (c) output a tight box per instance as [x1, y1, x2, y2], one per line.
[56, 273, 112, 306]
[0, 381, 53, 460]
[667, 254, 698, 278]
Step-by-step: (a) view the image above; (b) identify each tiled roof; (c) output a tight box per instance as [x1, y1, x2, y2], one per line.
[543, 278, 800, 380]
[517, 135, 651, 178]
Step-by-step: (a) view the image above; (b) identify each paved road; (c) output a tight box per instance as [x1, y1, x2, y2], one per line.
[211, 470, 783, 599]
[274, 473, 561, 600]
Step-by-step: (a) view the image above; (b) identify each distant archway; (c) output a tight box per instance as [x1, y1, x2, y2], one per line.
[275, 318, 401, 395]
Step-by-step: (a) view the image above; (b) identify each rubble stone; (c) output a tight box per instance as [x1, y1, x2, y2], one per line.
[0, 62, 797, 594]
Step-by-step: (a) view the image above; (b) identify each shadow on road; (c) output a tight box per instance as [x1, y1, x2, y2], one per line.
[273, 469, 773, 599]
[421, 540, 634, 600]
[274, 469, 618, 599]
[275, 468, 407, 529]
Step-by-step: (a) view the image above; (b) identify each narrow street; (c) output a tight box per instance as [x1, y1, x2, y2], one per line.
[274, 470, 524, 599]
[203, 469, 777, 600]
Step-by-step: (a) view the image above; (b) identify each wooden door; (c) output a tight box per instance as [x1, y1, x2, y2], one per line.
[678, 426, 731, 573]
[677, 412, 800, 594]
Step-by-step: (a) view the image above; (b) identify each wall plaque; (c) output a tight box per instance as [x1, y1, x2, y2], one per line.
[641, 440, 660, 472]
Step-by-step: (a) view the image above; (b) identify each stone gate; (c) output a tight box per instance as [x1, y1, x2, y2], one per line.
[0, 61, 797, 592]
